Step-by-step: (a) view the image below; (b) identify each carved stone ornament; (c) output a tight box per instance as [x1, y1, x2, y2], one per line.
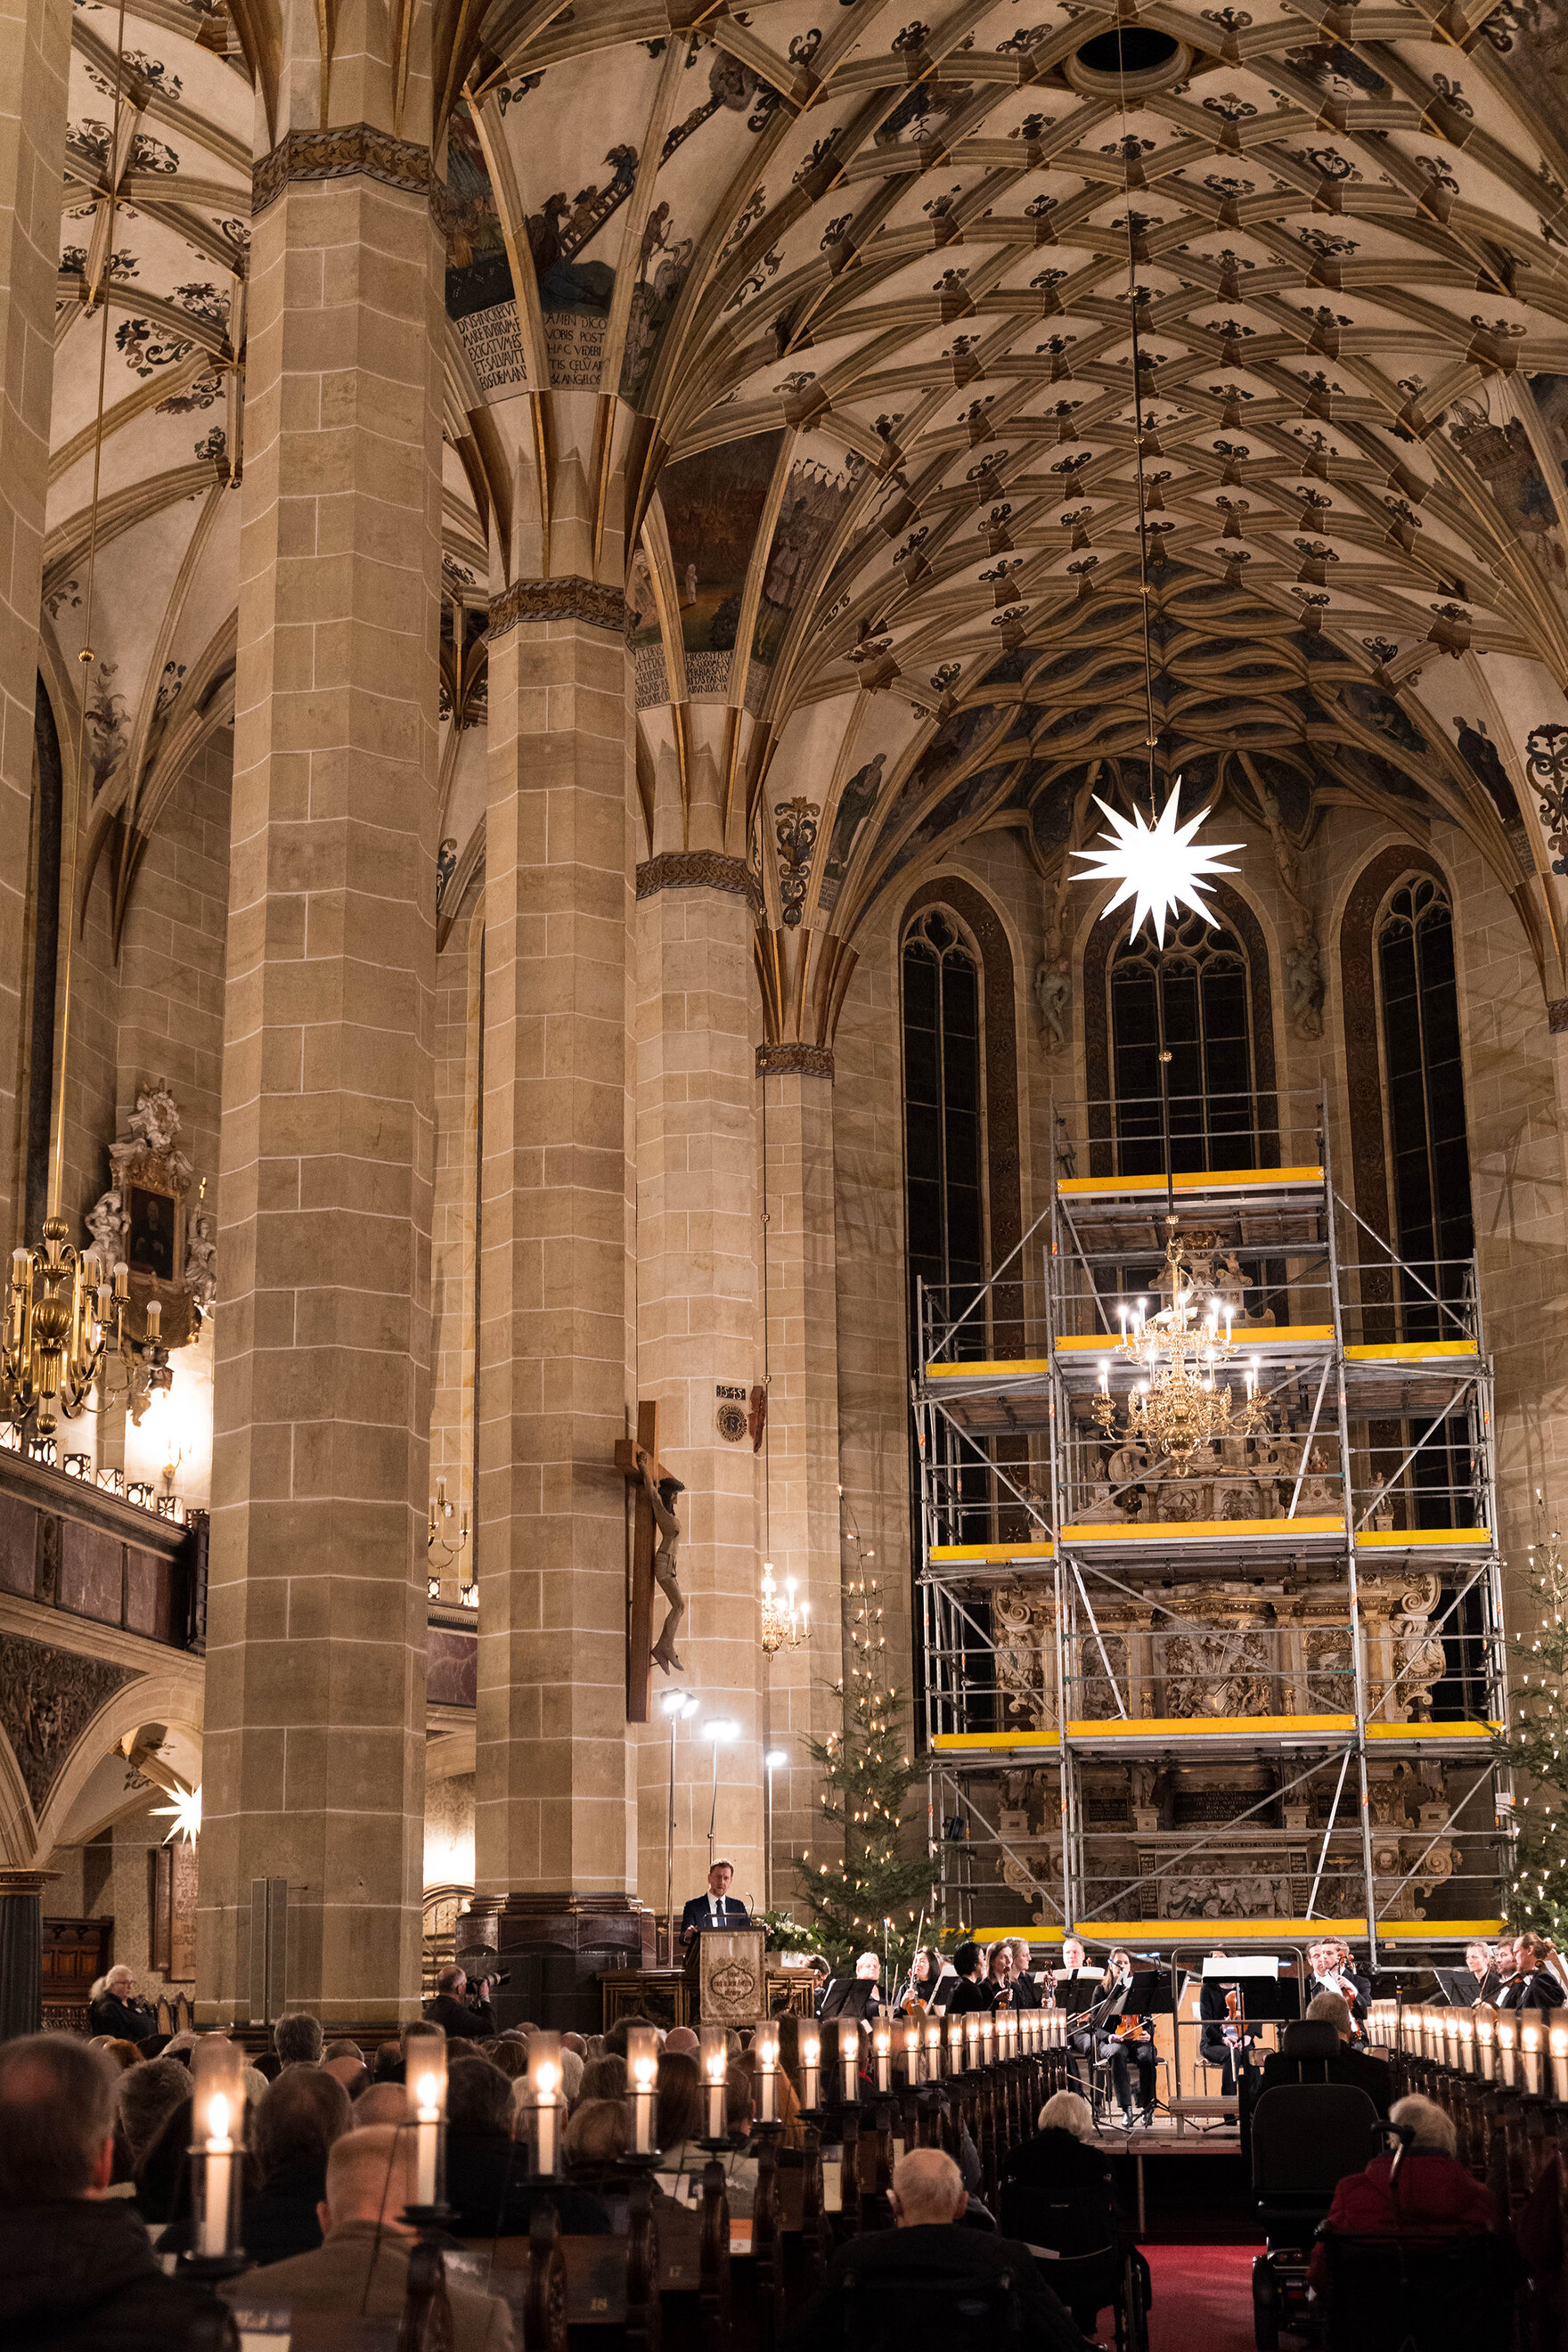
[87, 1082, 210, 1352]
[0, 1632, 132, 1815]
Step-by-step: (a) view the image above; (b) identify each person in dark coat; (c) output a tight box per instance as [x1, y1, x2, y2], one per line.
[159, 2061, 352, 2261]
[423, 1963, 497, 2039]
[0, 2033, 225, 2351]
[945, 1940, 994, 2016]
[1000, 2092, 1152, 2336]
[1496, 1931, 1567, 2013]
[88, 1966, 159, 2048]
[783, 2146, 1090, 2352]
[444, 2056, 609, 2237]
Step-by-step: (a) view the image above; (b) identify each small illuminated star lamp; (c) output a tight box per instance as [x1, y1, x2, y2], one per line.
[1070, 786, 1243, 947]
[152, 1781, 201, 1846]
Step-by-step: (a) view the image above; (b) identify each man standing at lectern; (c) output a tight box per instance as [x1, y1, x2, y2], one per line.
[681, 1859, 751, 1944]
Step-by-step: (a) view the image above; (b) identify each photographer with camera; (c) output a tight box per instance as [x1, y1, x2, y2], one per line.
[422, 1962, 498, 2041]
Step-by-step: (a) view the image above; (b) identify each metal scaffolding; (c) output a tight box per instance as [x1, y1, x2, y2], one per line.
[913, 1095, 1511, 1963]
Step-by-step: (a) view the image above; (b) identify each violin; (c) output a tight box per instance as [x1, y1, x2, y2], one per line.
[1223, 1985, 1243, 2050]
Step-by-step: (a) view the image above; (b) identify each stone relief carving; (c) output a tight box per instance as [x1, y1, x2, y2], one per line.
[0, 1633, 132, 1813]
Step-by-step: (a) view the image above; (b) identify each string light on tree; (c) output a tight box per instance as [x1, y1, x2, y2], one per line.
[1070, 787, 1242, 947]
[1499, 1506, 1568, 1938]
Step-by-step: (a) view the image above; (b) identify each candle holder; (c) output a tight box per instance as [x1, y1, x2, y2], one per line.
[1458, 2014, 1474, 2075]
[1521, 2022, 1544, 2099]
[1497, 2017, 1517, 2090]
[837, 2016, 860, 2105]
[948, 2017, 965, 2075]
[799, 2023, 821, 2114]
[901, 2018, 922, 2087]
[627, 2025, 660, 2156]
[527, 2032, 566, 2178]
[925, 2019, 943, 2081]
[404, 2034, 449, 2217]
[755, 2020, 782, 2125]
[700, 2024, 730, 2142]
[873, 2020, 893, 2096]
[1475, 2013, 1495, 2082]
[183, 2036, 248, 2274]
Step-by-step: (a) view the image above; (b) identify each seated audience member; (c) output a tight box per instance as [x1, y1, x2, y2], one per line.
[350, 2082, 411, 2129]
[95, 2038, 143, 2076]
[485, 2038, 532, 2084]
[665, 2026, 699, 2056]
[0, 2033, 226, 2350]
[116, 2054, 192, 2176]
[783, 2146, 1090, 2352]
[578, 2054, 628, 2105]
[562, 2034, 586, 2058]
[603, 2013, 661, 2063]
[224, 2126, 511, 2348]
[322, 2038, 366, 2096]
[1257, 1992, 1392, 2119]
[425, 1963, 498, 2040]
[561, 2097, 636, 2229]
[274, 2010, 324, 2068]
[372, 2038, 404, 2083]
[657, 2055, 760, 2216]
[1309, 2094, 1500, 2291]
[1001, 2093, 1150, 2333]
[559, 2049, 585, 2109]
[133, 2092, 197, 2230]
[88, 1967, 159, 2048]
[160, 2065, 351, 2262]
[446, 2055, 604, 2238]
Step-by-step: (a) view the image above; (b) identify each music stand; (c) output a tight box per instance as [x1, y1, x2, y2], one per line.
[1058, 1977, 1107, 2015]
[819, 1976, 877, 2023]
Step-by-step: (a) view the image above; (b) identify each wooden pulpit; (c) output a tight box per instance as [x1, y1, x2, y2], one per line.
[686, 1927, 768, 2027]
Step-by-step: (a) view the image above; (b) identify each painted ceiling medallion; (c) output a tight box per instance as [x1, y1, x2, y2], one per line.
[1071, 790, 1243, 948]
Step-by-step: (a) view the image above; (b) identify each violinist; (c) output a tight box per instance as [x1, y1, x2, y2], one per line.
[1096, 1947, 1157, 2129]
[1308, 1939, 1371, 2034]
[1196, 1948, 1262, 2096]
[894, 1947, 947, 2014]
[1497, 1930, 1567, 2013]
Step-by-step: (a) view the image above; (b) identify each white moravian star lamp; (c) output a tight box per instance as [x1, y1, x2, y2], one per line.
[1071, 787, 1242, 947]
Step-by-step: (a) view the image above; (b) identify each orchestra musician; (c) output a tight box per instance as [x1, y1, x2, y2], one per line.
[1196, 1947, 1262, 2097]
[1308, 1938, 1370, 2032]
[1095, 1947, 1157, 2130]
[1052, 1936, 1105, 2095]
[894, 1947, 946, 2013]
[1003, 1937, 1045, 2010]
[1496, 1930, 1567, 2013]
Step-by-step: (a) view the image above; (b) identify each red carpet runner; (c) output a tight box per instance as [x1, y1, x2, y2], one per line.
[1139, 2243, 1259, 2352]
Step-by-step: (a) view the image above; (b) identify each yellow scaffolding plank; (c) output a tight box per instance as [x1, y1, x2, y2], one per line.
[1365, 1720, 1496, 1740]
[1356, 1528, 1492, 1549]
[1063, 1515, 1343, 1543]
[970, 1925, 1068, 1944]
[925, 1358, 1052, 1380]
[931, 1730, 1061, 1751]
[1058, 1166, 1324, 1197]
[1069, 1713, 1354, 1740]
[1380, 1921, 1507, 1941]
[1054, 1327, 1333, 1353]
[929, 1541, 1054, 1564]
[1345, 1341, 1477, 1362]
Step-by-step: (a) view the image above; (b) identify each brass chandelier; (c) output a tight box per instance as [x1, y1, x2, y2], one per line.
[1093, 1219, 1270, 1474]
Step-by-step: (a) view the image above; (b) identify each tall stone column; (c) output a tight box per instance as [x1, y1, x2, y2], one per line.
[471, 537, 644, 2027]
[757, 1055, 844, 1896]
[633, 850, 764, 1936]
[0, 0, 69, 1252]
[199, 86, 445, 2022]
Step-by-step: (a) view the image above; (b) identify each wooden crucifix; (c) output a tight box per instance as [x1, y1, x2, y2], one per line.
[616, 1403, 685, 1723]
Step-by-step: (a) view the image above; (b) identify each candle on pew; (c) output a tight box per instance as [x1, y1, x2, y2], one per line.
[800, 2024, 821, 2111]
[628, 2025, 659, 2153]
[755, 2022, 780, 2123]
[700, 2025, 729, 2138]
[529, 2033, 563, 2178]
[838, 2017, 860, 2103]
[873, 2021, 892, 2095]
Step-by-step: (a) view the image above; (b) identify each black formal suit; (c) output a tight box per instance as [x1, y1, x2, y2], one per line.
[679, 1892, 750, 1939]
[1309, 1968, 1371, 2026]
[946, 1975, 993, 2016]
[1498, 1968, 1566, 2013]
[1005, 1972, 1043, 2010]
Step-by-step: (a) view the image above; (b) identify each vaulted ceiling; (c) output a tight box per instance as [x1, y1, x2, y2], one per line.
[45, 0, 1568, 1000]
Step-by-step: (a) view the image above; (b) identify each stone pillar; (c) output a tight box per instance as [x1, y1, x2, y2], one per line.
[472, 566, 644, 2028]
[633, 856, 764, 1936]
[198, 102, 444, 2025]
[757, 1053, 844, 1900]
[0, 1868, 59, 2040]
[0, 0, 69, 1253]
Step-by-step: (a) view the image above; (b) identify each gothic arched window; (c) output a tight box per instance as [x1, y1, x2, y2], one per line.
[902, 908, 985, 1349]
[1376, 874, 1474, 1331]
[1109, 913, 1254, 1173]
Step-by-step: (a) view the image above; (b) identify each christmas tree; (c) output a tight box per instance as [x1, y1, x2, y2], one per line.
[1499, 1520, 1568, 1939]
[785, 1526, 939, 1974]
